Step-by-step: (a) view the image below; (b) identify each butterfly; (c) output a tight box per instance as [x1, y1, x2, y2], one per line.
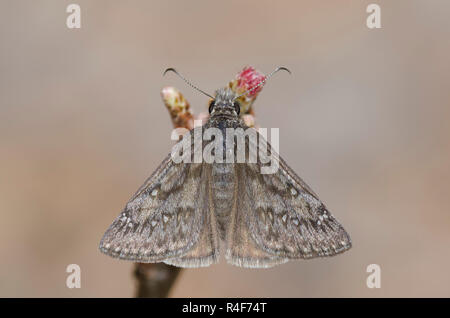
[99, 68, 351, 268]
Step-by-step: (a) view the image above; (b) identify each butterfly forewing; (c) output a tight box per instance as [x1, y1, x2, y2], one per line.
[99, 155, 216, 263]
[224, 130, 352, 265]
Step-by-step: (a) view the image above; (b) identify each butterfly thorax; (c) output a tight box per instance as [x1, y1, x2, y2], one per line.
[209, 88, 239, 119]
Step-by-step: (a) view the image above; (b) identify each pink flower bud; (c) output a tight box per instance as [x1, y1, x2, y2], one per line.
[236, 66, 266, 98]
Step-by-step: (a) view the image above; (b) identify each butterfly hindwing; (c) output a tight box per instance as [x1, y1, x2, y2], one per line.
[225, 164, 289, 268]
[163, 165, 220, 267]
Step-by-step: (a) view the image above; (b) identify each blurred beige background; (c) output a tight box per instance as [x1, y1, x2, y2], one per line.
[1, 0, 449, 297]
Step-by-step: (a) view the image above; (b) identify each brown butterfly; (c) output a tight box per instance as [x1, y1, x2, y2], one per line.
[99, 68, 351, 268]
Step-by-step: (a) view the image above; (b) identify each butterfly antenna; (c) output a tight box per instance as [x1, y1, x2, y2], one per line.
[163, 68, 214, 99]
[234, 66, 291, 100]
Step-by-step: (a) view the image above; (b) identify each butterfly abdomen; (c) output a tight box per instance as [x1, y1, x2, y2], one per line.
[211, 163, 236, 238]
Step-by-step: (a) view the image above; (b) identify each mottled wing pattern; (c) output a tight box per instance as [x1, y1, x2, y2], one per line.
[225, 167, 289, 268]
[99, 154, 219, 266]
[163, 165, 220, 267]
[225, 127, 351, 267]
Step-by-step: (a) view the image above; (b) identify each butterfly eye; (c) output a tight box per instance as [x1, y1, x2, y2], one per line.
[208, 100, 215, 114]
[233, 101, 240, 115]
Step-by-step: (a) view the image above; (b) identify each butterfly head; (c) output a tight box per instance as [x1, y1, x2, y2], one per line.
[208, 88, 240, 117]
